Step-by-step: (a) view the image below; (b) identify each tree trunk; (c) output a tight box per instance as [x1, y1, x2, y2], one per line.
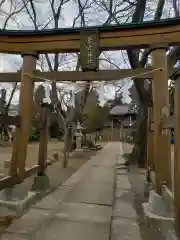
[63, 126, 69, 168]
[131, 104, 148, 168]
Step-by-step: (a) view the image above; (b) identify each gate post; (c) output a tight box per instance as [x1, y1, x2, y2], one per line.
[173, 72, 180, 237]
[38, 105, 51, 176]
[151, 44, 171, 194]
[147, 105, 154, 178]
[17, 52, 38, 181]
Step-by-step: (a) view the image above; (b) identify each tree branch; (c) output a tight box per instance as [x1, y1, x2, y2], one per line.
[173, 0, 180, 17]
[154, 0, 165, 20]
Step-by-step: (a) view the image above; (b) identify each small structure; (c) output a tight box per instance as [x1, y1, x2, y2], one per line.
[110, 104, 137, 127]
[109, 104, 137, 141]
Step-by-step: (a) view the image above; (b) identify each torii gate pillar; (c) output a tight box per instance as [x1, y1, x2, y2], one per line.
[17, 52, 38, 181]
[151, 44, 171, 194]
[173, 72, 180, 237]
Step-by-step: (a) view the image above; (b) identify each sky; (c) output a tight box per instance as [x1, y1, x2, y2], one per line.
[0, 0, 177, 105]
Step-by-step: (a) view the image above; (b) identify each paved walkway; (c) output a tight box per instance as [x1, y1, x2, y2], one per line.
[0, 142, 144, 240]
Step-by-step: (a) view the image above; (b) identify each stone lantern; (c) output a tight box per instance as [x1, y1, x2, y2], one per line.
[75, 121, 84, 149]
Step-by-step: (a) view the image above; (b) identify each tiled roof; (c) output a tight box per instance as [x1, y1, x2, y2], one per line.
[110, 104, 135, 116]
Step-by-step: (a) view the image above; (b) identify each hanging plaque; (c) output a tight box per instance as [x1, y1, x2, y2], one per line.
[80, 30, 99, 71]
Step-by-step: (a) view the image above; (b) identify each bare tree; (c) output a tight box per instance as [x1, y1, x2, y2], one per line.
[0, 0, 29, 29]
[1, 0, 179, 166]
[20, 0, 95, 167]
[0, 0, 28, 141]
[173, 0, 180, 17]
[88, 0, 180, 166]
[125, 0, 180, 166]
[0, 0, 27, 109]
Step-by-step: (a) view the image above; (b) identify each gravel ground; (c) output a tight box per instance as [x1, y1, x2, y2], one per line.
[0, 141, 107, 232]
[0, 140, 106, 176]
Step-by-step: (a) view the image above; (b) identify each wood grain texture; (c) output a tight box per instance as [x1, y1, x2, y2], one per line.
[0, 23, 180, 53]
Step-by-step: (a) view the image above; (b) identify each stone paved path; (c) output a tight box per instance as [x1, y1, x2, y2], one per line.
[0, 142, 145, 240]
[111, 144, 142, 240]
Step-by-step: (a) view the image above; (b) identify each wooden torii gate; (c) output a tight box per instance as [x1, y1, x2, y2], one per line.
[0, 18, 180, 235]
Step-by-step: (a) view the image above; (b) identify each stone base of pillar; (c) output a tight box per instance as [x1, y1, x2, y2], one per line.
[31, 174, 50, 192]
[0, 184, 36, 217]
[143, 190, 174, 225]
[149, 190, 171, 216]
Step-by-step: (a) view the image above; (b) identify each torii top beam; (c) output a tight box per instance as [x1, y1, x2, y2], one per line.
[0, 18, 180, 54]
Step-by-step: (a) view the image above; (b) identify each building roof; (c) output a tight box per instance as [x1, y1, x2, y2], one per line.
[110, 104, 136, 116]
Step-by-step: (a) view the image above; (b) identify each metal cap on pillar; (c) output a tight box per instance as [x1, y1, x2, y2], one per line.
[149, 43, 169, 53]
[21, 52, 39, 59]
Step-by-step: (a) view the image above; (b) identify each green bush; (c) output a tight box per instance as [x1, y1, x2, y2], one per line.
[28, 124, 64, 142]
[49, 123, 64, 139]
[29, 128, 40, 142]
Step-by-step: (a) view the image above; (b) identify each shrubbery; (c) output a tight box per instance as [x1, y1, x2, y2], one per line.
[29, 123, 64, 142]
[29, 128, 40, 141]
